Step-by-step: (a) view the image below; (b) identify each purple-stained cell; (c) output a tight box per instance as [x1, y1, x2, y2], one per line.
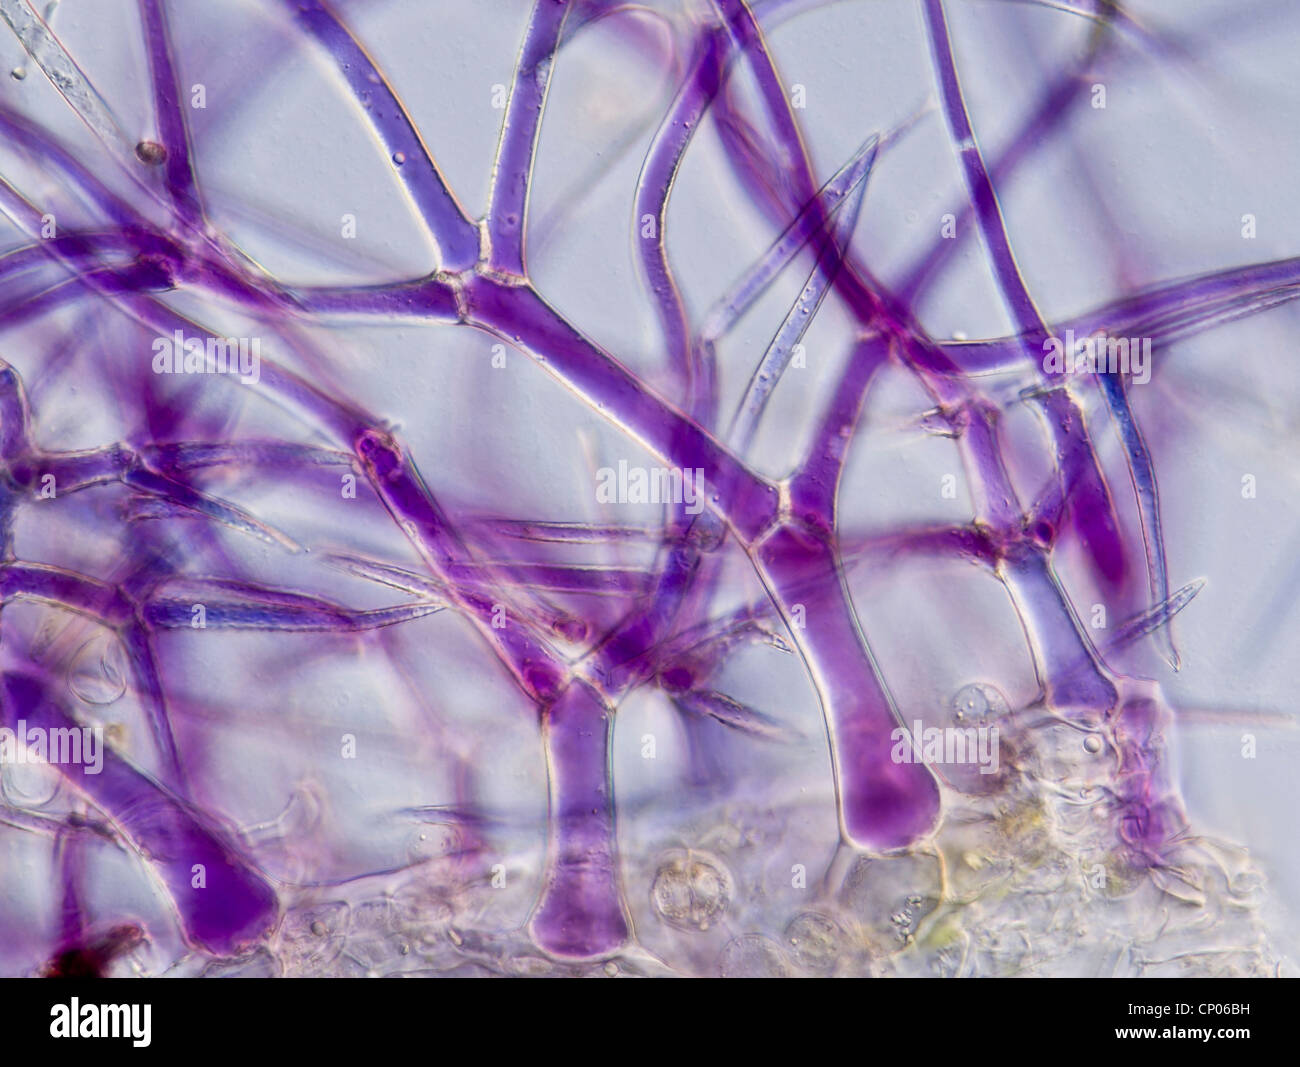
[0, 0, 1294, 978]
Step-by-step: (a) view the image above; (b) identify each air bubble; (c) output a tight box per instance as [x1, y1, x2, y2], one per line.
[1083, 735, 1102, 753]
[1, 759, 60, 808]
[719, 934, 789, 977]
[392, 151, 406, 166]
[650, 850, 732, 931]
[69, 633, 128, 705]
[10, 67, 26, 80]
